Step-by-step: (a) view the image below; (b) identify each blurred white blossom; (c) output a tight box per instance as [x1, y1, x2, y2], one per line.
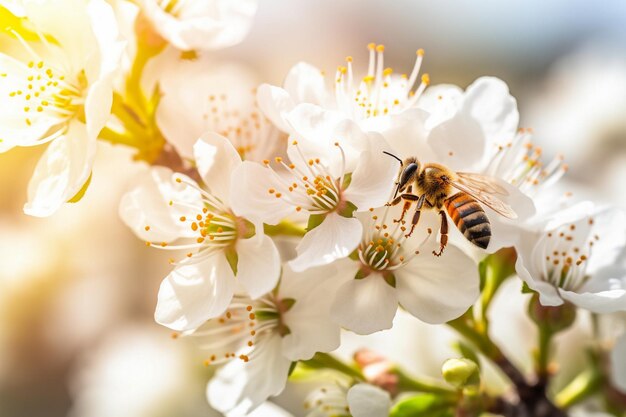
[136, 0, 257, 51]
[0, 0, 124, 216]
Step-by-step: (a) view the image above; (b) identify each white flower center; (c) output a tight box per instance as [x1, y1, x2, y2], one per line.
[188, 294, 293, 366]
[262, 142, 348, 214]
[334, 43, 429, 120]
[485, 130, 568, 196]
[304, 384, 350, 416]
[144, 177, 246, 264]
[201, 93, 281, 161]
[541, 218, 597, 292]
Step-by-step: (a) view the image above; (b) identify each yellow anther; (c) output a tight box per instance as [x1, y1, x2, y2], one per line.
[383, 67, 393, 76]
[367, 43, 376, 50]
[346, 56, 353, 62]
[376, 44, 385, 52]
[417, 48, 425, 56]
[421, 73, 430, 85]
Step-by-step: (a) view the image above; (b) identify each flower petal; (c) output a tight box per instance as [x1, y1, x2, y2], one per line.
[140, 0, 257, 51]
[426, 110, 486, 172]
[193, 133, 241, 203]
[463, 77, 519, 149]
[256, 84, 295, 133]
[559, 264, 626, 313]
[280, 264, 342, 360]
[289, 212, 362, 272]
[235, 234, 281, 299]
[118, 167, 203, 242]
[283, 62, 329, 106]
[23, 121, 96, 217]
[343, 132, 398, 210]
[347, 383, 391, 417]
[395, 245, 479, 324]
[514, 245, 564, 307]
[207, 332, 291, 416]
[155, 253, 235, 331]
[330, 274, 398, 335]
[229, 161, 296, 224]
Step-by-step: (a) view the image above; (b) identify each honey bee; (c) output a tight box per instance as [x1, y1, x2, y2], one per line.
[383, 151, 517, 256]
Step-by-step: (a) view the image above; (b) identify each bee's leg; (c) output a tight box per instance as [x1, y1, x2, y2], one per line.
[433, 210, 449, 257]
[406, 194, 426, 237]
[386, 183, 409, 206]
[394, 193, 420, 223]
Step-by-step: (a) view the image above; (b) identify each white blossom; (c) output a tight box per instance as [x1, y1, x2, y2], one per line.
[203, 264, 342, 416]
[330, 205, 479, 335]
[119, 134, 281, 331]
[137, 0, 257, 51]
[515, 203, 626, 312]
[0, 0, 124, 216]
[231, 110, 397, 272]
[154, 54, 281, 160]
[256, 43, 430, 142]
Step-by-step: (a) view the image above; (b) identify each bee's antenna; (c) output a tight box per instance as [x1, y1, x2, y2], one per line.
[382, 151, 403, 164]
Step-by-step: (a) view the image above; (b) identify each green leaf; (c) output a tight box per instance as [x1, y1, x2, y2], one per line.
[390, 393, 455, 417]
[224, 247, 238, 275]
[307, 213, 326, 231]
[68, 172, 92, 203]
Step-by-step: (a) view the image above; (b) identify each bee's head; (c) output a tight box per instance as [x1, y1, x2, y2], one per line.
[383, 152, 420, 197]
[398, 157, 420, 193]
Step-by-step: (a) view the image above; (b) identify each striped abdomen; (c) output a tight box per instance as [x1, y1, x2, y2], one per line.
[444, 192, 491, 249]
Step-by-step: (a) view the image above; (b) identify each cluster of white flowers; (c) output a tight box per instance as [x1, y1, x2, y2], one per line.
[2, 1, 626, 416]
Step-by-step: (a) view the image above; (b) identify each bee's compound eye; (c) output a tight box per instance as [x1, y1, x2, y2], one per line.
[399, 163, 418, 188]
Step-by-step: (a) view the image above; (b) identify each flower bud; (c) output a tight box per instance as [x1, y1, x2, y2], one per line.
[442, 358, 480, 389]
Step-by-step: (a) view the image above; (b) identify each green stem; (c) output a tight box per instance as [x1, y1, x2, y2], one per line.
[447, 317, 528, 391]
[263, 221, 307, 238]
[98, 127, 137, 148]
[477, 249, 516, 333]
[554, 368, 602, 408]
[537, 326, 553, 381]
[393, 367, 458, 398]
[301, 353, 364, 381]
[125, 39, 164, 113]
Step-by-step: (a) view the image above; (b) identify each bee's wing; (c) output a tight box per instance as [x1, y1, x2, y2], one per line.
[449, 172, 518, 219]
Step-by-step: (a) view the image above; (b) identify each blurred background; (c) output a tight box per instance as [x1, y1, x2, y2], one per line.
[1, 0, 626, 416]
